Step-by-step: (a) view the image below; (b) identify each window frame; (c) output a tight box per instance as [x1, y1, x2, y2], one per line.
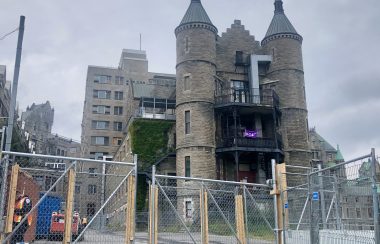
[185, 110, 190, 134]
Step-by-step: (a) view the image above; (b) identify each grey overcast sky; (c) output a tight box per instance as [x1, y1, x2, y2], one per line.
[1, 0, 379, 160]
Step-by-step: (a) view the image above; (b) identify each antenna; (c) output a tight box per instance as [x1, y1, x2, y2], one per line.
[139, 33, 142, 51]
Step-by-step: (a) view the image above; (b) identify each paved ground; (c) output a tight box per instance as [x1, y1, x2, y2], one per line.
[34, 230, 274, 243]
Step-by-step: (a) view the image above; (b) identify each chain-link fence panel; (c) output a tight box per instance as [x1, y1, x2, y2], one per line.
[244, 185, 275, 244]
[0, 151, 136, 244]
[152, 171, 275, 244]
[308, 151, 378, 244]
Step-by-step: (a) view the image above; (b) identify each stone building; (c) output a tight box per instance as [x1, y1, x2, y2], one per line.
[0, 65, 11, 124]
[21, 101, 54, 154]
[174, 0, 310, 183]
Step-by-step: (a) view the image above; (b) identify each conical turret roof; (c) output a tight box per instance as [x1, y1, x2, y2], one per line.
[179, 0, 214, 26]
[263, 0, 301, 44]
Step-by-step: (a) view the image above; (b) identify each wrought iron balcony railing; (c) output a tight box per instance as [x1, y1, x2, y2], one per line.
[215, 88, 279, 108]
[217, 136, 277, 149]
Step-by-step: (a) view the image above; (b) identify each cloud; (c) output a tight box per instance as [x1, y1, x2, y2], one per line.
[1, 0, 379, 160]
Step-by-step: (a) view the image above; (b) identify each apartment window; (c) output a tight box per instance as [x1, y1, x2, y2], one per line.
[185, 111, 190, 134]
[91, 136, 109, 146]
[88, 185, 97, 195]
[114, 106, 123, 115]
[92, 105, 111, 115]
[91, 120, 110, 130]
[114, 122, 123, 131]
[185, 156, 191, 177]
[89, 168, 97, 177]
[94, 75, 111, 84]
[113, 137, 123, 146]
[87, 203, 96, 216]
[114, 91, 124, 100]
[368, 208, 373, 218]
[356, 208, 361, 218]
[115, 76, 124, 85]
[184, 75, 190, 91]
[93, 90, 111, 99]
[45, 177, 57, 192]
[75, 185, 81, 194]
[89, 152, 109, 160]
[185, 200, 192, 218]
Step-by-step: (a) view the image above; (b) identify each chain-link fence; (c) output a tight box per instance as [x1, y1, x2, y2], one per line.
[283, 148, 379, 244]
[150, 166, 275, 244]
[0, 151, 136, 244]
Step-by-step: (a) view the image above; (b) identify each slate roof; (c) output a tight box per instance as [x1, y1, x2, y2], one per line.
[179, 0, 214, 26]
[264, 0, 299, 38]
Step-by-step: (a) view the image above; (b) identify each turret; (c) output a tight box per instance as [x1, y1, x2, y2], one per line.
[175, 0, 217, 179]
[262, 0, 310, 166]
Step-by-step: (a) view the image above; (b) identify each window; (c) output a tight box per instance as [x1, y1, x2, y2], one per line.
[185, 156, 191, 177]
[92, 121, 110, 130]
[75, 185, 81, 194]
[185, 200, 192, 218]
[113, 122, 123, 131]
[114, 91, 124, 100]
[91, 136, 109, 146]
[88, 185, 97, 194]
[184, 75, 190, 91]
[94, 75, 111, 84]
[89, 152, 109, 160]
[368, 208, 373, 218]
[356, 208, 361, 218]
[89, 168, 97, 177]
[92, 105, 111, 114]
[115, 76, 124, 85]
[235, 51, 243, 64]
[114, 106, 123, 115]
[113, 137, 123, 146]
[87, 203, 96, 216]
[45, 177, 57, 192]
[185, 111, 190, 134]
[185, 37, 189, 52]
[93, 90, 111, 99]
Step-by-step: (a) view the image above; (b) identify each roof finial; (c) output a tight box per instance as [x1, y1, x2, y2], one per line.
[274, 0, 284, 14]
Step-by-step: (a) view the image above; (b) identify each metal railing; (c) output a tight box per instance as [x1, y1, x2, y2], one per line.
[217, 136, 277, 149]
[215, 88, 279, 108]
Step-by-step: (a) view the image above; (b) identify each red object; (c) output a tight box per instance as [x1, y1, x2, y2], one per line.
[49, 212, 80, 235]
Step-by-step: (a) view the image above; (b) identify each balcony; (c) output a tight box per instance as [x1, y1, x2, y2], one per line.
[135, 97, 176, 120]
[215, 88, 279, 108]
[218, 136, 276, 149]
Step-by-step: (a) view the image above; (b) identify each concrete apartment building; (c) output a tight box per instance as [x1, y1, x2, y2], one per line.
[80, 49, 176, 216]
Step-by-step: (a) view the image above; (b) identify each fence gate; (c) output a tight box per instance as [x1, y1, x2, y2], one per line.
[0, 151, 137, 244]
[149, 165, 276, 244]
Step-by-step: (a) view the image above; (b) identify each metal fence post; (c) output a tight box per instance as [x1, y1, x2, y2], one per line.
[317, 163, 327, 230]
[370, 148, 380, 244]
[309, 172, 320, 244]
[63, 167, 76, 244]
[149, 165, 157, 244]
[132, 154, 138, 244]
[271, 159, 280, 244]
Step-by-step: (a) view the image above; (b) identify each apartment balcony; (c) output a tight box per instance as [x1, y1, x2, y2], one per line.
[134, 107, 176, 120]
[135, 97, 176, 120]
[215, 88, 279, 111]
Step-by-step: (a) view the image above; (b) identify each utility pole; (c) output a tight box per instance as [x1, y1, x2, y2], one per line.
[0, 15, 25, 241]
[5, 15, 25, 151]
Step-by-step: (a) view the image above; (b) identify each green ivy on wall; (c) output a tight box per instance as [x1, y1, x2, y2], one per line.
[129, 119, 174, 170]
[129, 119, 174, 210]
